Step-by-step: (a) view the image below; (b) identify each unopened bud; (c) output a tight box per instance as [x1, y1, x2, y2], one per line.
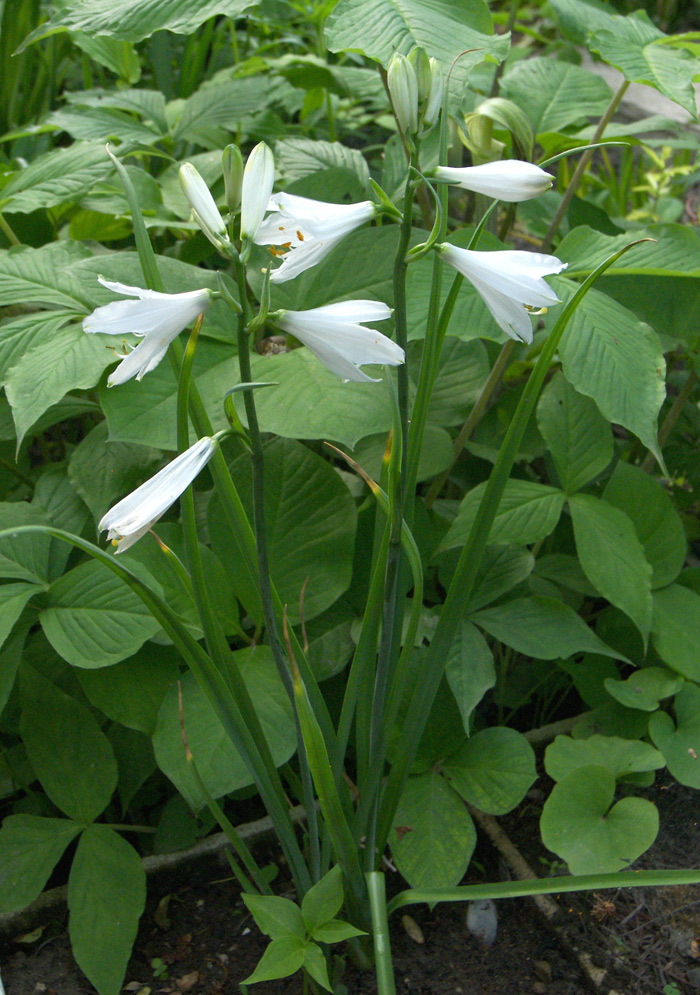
[179, 162, 229, 248]
[421, 58, 443, 131]
[222, 144, 244, 214]
[387, 53, 419, 141]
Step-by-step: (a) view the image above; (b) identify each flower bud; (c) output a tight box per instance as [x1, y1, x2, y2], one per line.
[179, 162, 229, 249]
[421, 58, 443, 131]
[387, 53, 419, 141]
[222, 144, 244, 214]
[240, 141, 275, 242]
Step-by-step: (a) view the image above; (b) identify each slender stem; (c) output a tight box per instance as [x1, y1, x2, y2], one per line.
[234, 259, 320, 886]
[425, 339, 515, 508]
[640, 368, 697, 473]
[0, 454, 34, 489]
[374, 239, 649, 858]
[364, 165, 415, 868]
[541, 80, 630, 252]
[387, 867, 700, 917]
[366, 873, 396, 995]
[0, 212, 20, 246]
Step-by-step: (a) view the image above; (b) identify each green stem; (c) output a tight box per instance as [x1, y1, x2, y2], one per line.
[234, 259, 320, 886]
[541, 80, 631, 252]
[640, 368, 697, 473]
[367, 873, 396, 995]
[0, 454, 34, 490]
[0, 212, 20, 246]
[425, 339, 515, 508]
[388, 867, 700, 916]
[374, 238, 651, 857]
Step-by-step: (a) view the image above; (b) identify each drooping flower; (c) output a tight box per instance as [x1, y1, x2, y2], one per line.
[179, 162, 229, 248]
[275, 300, 402, 381]
[83, 278, 212, 386]
[434, 161, 553, 202]
[100, 437, 217, 552]
[254, 193, 378, 283]
[240, 142, 275, 242]
[438, 243, 567, 343]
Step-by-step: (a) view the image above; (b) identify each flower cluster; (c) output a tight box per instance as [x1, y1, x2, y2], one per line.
[85, 138, 563, 550]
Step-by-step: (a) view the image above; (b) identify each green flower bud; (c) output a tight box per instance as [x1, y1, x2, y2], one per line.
[222, 144, 244, 214]
[387, 53, 419, 141]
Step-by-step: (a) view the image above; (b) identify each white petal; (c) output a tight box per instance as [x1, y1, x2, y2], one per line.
[435, 161, 552, 202]
[97, 277, 160, 300]
[107, 337, 171, 386]
[100, 437, 216, 549]
[179, 162, 228, 244]
[468, 277, 535, 343]
[441, 244, 565, 307]
[84, 288, 211, 350]
[241, 142, 275, 240]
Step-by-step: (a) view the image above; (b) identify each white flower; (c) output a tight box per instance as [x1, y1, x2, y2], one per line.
[276, 301, 402, 382]
[83, 278, 212, 386]
[240, 142, 275, 242]
[434, 161, 553, 202]
[179, 162, 229, 248]
[439, 243, 567, 343]
[254, 193, 377, 283]
[100, 437, 217, 552]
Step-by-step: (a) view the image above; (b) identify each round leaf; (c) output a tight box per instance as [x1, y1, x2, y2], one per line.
[544, 734, 664, 781]
[604, 666, 684, 712]
[540, 765, 659, 874]
[649, 683, 700, 788]
[442, 727, 536, 814]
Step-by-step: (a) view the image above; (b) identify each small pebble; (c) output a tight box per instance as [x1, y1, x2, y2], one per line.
[534, 959, 552, 983]
[466, 898, 498, 946]
[532, 984, 547, 995]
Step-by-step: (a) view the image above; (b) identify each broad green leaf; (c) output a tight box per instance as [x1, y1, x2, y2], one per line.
[442, 480, 565, 550]
[77, 645, 179, 735]
[501, 57, 613, 134]
[68, 31, 141, 83]
[467, 545, 535, 612]
[326, 0, 509, 106]
[569, 493, 653, 641]
[0, 142, 116, 213]
[302, 865, 344, 934]
[389, 770, 476, 889]
[109, 725, 157, 814]
[556, 283, 666, 466]
[40, 559, 161, 669]
[0, 583, 42, 651]
[0, 503, 53, 585]
[0, 311, 74, 387]
[559, 654, 622, 709]
[472, 595, 622, 660]
[5, 322, 117, 449]
[68, 421, 163, 525]
[442, 727, 536, 815]
[537, 372, 613, 493]
[0, 815, 82, 914]
[238, 349, 394, 449]
[276, 137, 370, 189]
[651, 584, 700, 681]
[418, 337, 490, 428]
[19, 0, 258, 44]
[557, 224, 700, 279]
[173, 75, 269, 141]
[534, 554, 597, 597]
[311, 919, 367, 943]
[46, 107, 162, 145]
[153, 649, 296, 808]
[544, 734, 664, 781]
[445, 622, 495, 734]
[242, 935, 306, 986]
[242, 893, 306, 940]
[210, 438, 356, 623]
[64, 88, 168, 133]
[303, 942, 332, 992]
[100, 338, 236, 449]
[649, 683, 700, 788]
[68, 825, 146, 995]
[33, 465, 90, 539]
[21, 664, 118, 823]
[0, 241, 92, 310]
[604, 666, 684, 711]
[603, 463, 686, 589]
[540, 765, 658, 874]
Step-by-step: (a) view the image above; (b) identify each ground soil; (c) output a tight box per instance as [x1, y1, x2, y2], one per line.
[2, 774, 699, 995]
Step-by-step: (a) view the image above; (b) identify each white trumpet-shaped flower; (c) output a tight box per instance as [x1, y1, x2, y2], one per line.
[276, 300, 402, 382]
[83, 278, 213, 386]
[240, 142, 275, 242]
[439, 243, 567, 343]
[100, 437, 217, 552]
[255, 193, 377, 283]
[179, 162, 229, 248]
[434, 161, 553, 202]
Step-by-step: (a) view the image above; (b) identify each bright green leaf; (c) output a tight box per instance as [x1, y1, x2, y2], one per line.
[544, 734, 664, 781]
[242, 935, 307, 985]
[242, 893, 306, 941]
[649, 683, 700, 788]
[604, 666, 684, 711]
[445, 622, 496, 734]
[442, 480, 565, 551]
[301, 865, 343, 934]
[443, 727, 536, 814]
[651, 584, 700, 680]
[0, 815, 82, 914]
